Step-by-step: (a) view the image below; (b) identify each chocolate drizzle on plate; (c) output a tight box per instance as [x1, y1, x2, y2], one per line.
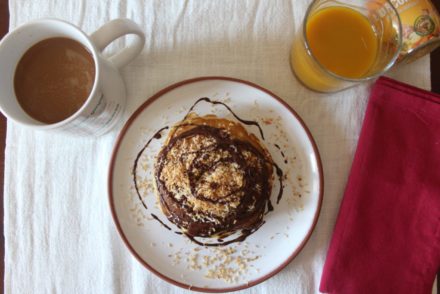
[185, 97, 265, 140]
[133, 126, 169, 210]
[132, 98, 285, 246]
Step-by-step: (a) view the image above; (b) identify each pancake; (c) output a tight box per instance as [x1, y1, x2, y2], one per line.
[154, 113, 274, 238]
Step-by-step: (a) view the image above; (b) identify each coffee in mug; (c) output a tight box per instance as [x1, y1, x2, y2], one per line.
[14, 37, 95, 124]
[0, 18, 145, 136]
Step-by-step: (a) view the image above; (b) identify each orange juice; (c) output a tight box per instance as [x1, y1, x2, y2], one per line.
[306, 7, 378, 78]
[291, 0, 401, 92]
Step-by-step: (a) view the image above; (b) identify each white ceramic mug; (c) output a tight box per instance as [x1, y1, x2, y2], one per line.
[0, 18, 145, 136]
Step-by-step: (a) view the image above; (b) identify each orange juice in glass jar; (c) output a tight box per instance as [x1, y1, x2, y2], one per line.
[291, 0, 402, 92]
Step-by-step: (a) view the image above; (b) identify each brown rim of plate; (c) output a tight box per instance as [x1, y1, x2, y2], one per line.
[108, 76, 324, 293]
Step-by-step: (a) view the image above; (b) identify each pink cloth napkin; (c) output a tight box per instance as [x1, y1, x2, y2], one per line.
[320, 77, 440, 294]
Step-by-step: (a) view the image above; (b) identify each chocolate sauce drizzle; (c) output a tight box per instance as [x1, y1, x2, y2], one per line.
[274, 143, 288, 164]
[185, 97, 265, 140]
[186, 220, 266, 247]
[132, 126, 169, 210]
[151, 213, 172, 231]
[132, 98, 285, 246]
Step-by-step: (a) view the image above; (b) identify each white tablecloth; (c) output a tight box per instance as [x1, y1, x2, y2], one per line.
[4, 1, 434, 293]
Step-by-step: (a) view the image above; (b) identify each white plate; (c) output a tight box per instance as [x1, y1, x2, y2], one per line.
[108, 77, 323, 292]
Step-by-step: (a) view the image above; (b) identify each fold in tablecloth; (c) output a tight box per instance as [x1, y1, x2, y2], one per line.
[4, 1, 433, 293]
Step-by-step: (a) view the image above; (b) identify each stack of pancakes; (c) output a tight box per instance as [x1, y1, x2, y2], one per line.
[154, 113, 274, 239]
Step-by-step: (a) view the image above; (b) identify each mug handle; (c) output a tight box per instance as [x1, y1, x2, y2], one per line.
[90, 19, 145, 69]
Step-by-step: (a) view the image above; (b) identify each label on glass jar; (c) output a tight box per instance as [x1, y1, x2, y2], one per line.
[390, 0, 440, 63]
